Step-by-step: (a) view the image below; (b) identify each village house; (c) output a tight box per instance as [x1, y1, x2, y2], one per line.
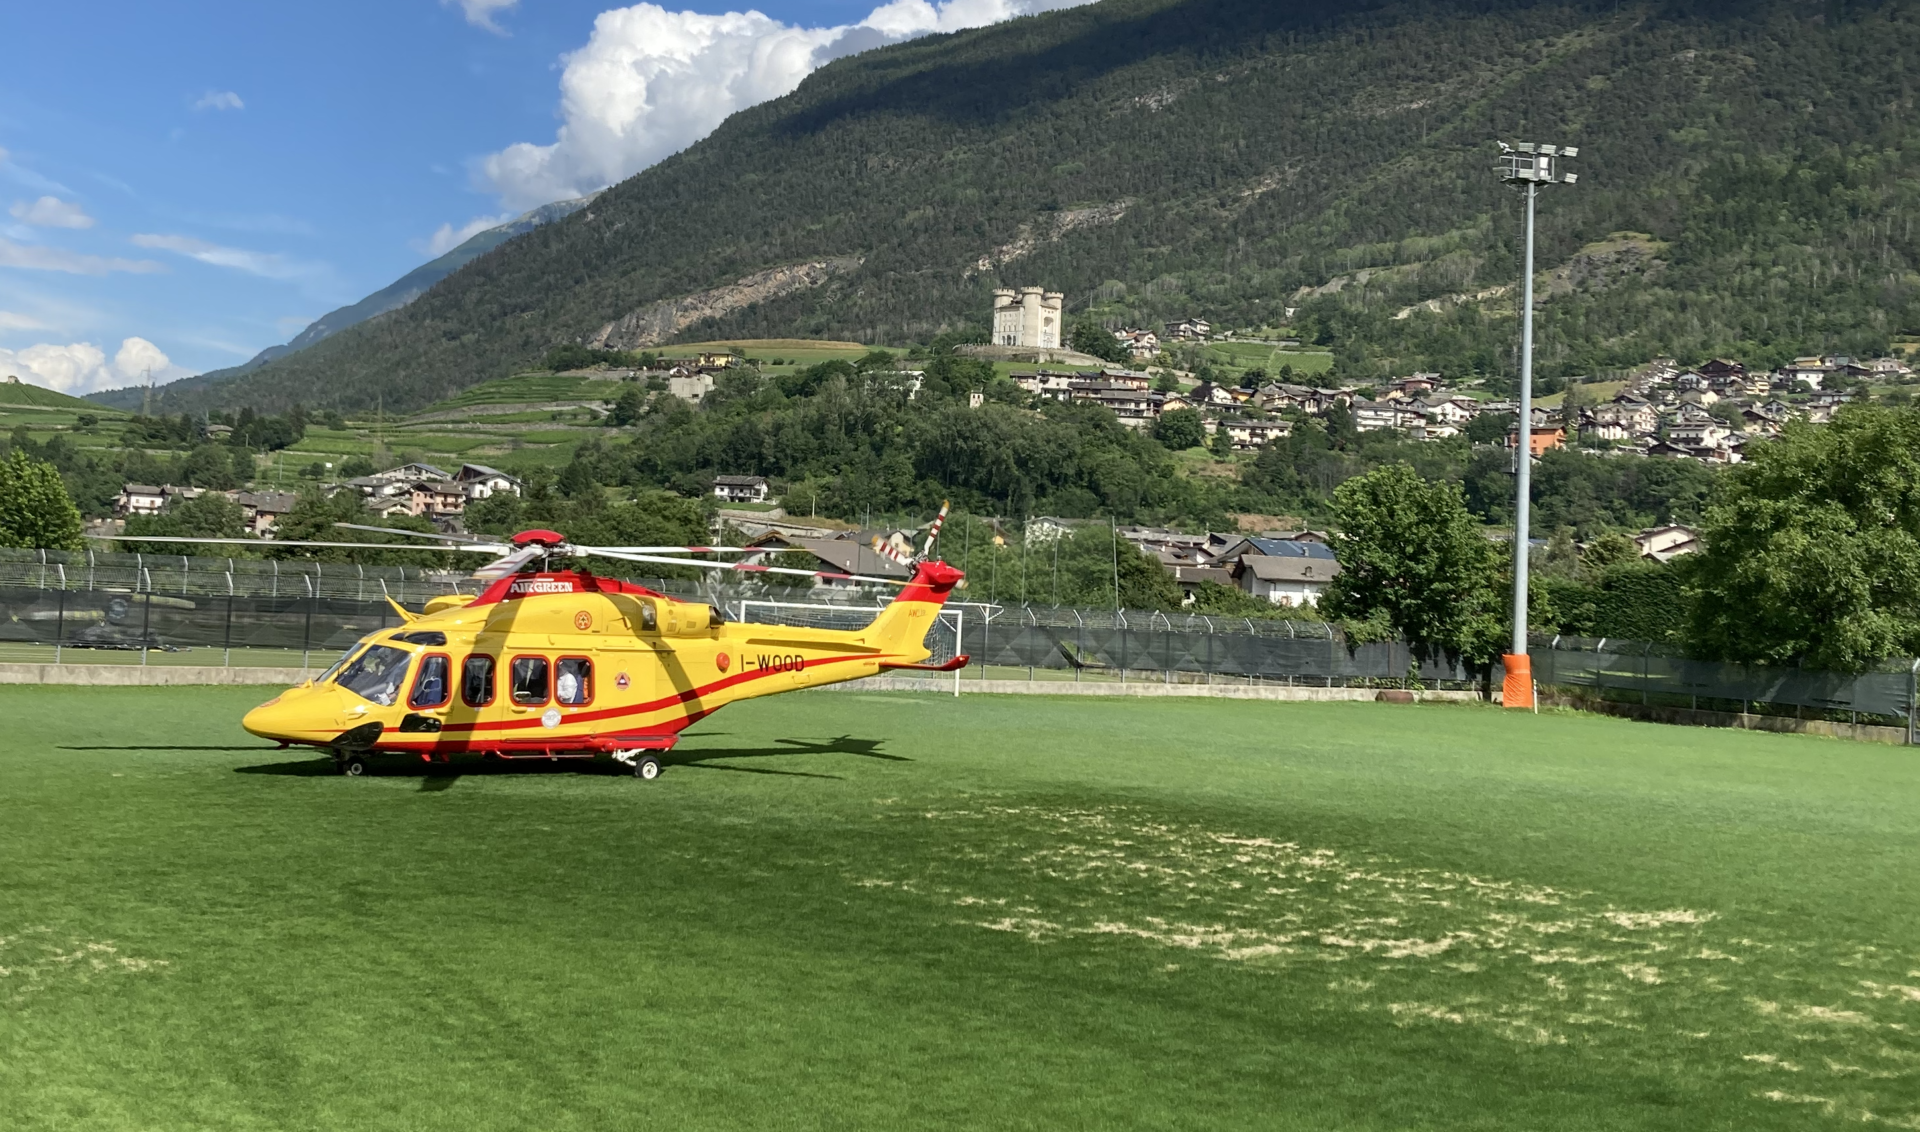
[1100, 368, 1155, 391]
[231, 490, 298, 537]
[1070, 381, 1156, 427]
[371, 462, 452, 484]
[667, 368, 715, 402]
[1163, 317, 1212, 341]
[1697, 358, 1744, 383]
[1009, 370, 1080, 401]
[1776, 358, 1830, 390]
[1111, 329, 1160, 360]
[1224, 539, 1342, 607]
[454, 464, 523, 500]
[1509, 423, 1567, 456]
[1666, 416, 1731, 448]
[1385, 373, 1441, 399]
[1216, 419, 1293, 450]
[115, 484, 169, 518]
[712, 475, 772, 504]
[1186, 381, 1241, 408]
[1634, 524, 1700, 562]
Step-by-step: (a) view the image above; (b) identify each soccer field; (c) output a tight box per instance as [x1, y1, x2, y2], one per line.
[3, 688, 1917, 1130]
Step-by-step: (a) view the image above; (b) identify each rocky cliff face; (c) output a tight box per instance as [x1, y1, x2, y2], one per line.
[587, 259, 862, 350]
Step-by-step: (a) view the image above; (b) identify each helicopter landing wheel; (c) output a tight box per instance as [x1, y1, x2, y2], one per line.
[632, 754, 663, 781]
[338, 754, 367, 777]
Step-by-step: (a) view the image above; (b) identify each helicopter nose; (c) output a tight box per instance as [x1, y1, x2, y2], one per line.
[242, 695, 300, 742]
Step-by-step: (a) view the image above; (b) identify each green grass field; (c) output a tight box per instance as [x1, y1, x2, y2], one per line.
[4, 690, 1918, 1129]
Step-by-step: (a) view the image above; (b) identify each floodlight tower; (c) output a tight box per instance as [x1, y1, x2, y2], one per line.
[1497, 141, 1577, 710]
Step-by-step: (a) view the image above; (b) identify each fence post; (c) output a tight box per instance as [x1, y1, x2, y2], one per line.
[302, 578, 315, 674]
[224, 575, 235, 668]
[139, 568, 152, 666]
[38, 548, 46, 590]
[181, 555, 189, 595]
[272, 559, 279, 598]
[1074, 609, 1084, 684]
[1910, 659, 1918, 746]
[54, 585, 64, 663]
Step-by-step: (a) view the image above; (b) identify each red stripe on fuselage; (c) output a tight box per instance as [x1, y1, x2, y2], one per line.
[431, 652, 887, 735]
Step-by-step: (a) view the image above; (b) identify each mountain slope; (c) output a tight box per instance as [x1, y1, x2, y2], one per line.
[151, 0, 1920, 414]
[94, 195, 594, 410]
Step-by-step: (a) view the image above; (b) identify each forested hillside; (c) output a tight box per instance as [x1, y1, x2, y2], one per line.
[139, 0, 1920, 414]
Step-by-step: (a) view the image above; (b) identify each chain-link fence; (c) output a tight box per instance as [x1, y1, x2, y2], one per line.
[7, 548, 1913, 731]
[1530, 635, 1919, 733]
[0, 546, 481, 604]
[0, 548, 1460, 685]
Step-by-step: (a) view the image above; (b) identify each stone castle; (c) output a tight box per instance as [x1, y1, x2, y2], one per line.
[991, 287, 1065, 349]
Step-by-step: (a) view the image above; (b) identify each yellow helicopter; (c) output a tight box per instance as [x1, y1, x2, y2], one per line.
[119, 509, 965, 779]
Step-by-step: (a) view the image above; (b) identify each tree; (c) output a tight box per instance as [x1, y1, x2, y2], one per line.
[0, 450, 84, 550]
[1068, 320, 1129, 364]
[1153, 407, 1205, 451]
[1687, 406, 1920, 670]
[121, 494, 249, 555]
[1466, 411, 1515, 446]
[608, 386, 646, 427]
[1320, 463, 1505, 662]
[1208, 425, 1234, 460]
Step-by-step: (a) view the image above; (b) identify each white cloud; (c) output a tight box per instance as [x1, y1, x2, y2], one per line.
[445, 0, 519, 34]
[414, 213, 512, 258]
[10, 196, 94, 229]
[0, 310, 52, 332]
[130, 232, 309, 280]
[0, 237, 163, 276]
[194, 90, 245, 112]
[476, 0, 1095, 210]
[0, 336, 184, 394]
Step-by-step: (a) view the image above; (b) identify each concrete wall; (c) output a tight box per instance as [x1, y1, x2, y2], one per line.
[816, 676, 1482, 703]
[0, 663, 310, 687]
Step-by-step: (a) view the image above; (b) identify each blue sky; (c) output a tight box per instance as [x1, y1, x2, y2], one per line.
[0, 0, 1089, 395]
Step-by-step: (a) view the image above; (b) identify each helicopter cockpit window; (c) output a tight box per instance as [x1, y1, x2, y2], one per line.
[392, 630, 447, 647]
[638, 603, 657, 632]
[315, 645, 364, 686]
[334, 645, 411, 707]
[556, 657, 592, 705]
[510, 656, 549, 705]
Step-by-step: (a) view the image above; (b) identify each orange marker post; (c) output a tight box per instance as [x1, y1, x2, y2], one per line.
[1501, 653, 1533, 709]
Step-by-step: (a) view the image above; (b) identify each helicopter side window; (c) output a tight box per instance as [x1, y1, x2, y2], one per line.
[335, 645, 411, 707]
[509, 656, 549, 706]
[638, 602, 657, 632]
[556, 657, 592, 705]
[409, 654, 451, 710]
[461, 655, 495, 707]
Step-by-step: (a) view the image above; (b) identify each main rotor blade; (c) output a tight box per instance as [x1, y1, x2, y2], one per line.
[473, 544, 546, 580]
[573, 545, 760, 555]
[586, 547, 912, 587]
[109, 535, 498, 552]
[334, 522, 505, 548]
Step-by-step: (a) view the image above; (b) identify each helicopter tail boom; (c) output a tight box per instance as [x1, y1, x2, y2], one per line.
[857, 559, 965, 664]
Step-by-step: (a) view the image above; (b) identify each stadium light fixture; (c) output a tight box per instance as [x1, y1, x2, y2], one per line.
[1496, 140, 1578, 710]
